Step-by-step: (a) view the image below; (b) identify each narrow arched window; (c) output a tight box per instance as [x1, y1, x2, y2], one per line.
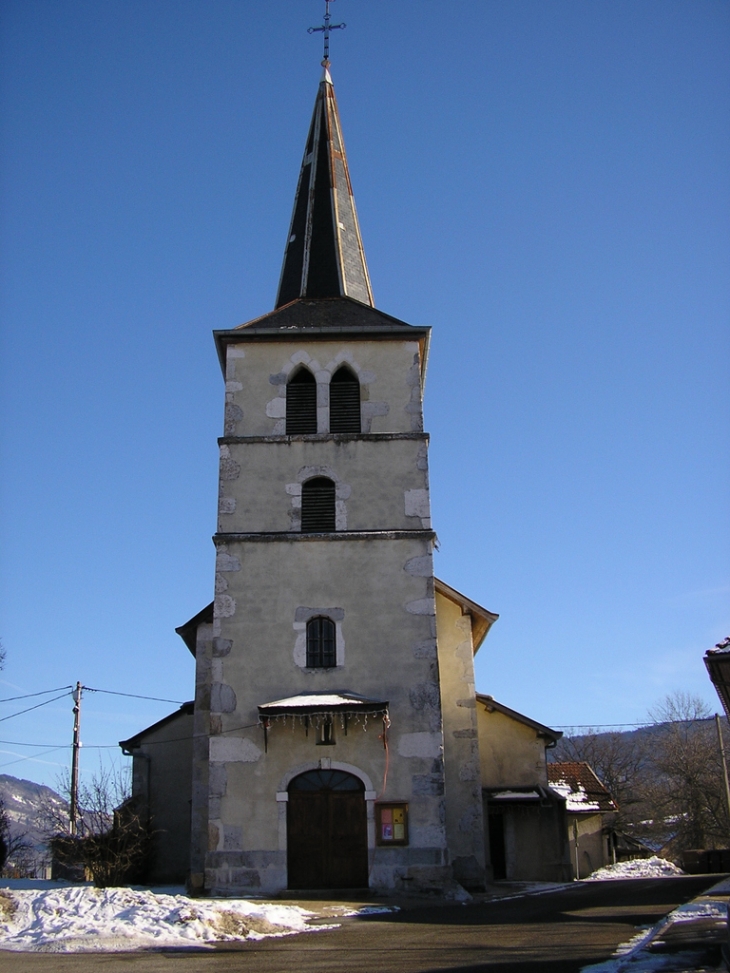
[286, 368, 317, 434]
[329, 366, 361, 433]
[307, 616, 336, 668]
[301, 477, 336, 532]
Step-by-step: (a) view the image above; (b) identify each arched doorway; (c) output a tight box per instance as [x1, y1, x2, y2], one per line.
[287, 769, 368, 889]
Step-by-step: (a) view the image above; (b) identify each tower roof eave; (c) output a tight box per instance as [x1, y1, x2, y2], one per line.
[213, 297, 431, 383]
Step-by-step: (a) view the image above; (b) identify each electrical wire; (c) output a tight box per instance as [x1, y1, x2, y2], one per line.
[0, 746, 69, 771]
[0, 691, 73, 724]
[0, 739, 71, 748]
[553, 718, 720, 730]
[83, 687, 185, 705]
[0, 686, 73, 704]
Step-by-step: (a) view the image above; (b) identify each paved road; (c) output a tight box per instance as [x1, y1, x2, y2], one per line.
[0, 876, 717, 973]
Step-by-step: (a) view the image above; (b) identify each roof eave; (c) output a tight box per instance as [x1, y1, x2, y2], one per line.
[434, 577, 498, 653]
[476, 694, 563, 743]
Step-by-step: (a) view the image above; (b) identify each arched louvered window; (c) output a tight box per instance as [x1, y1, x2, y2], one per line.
[286, 368, 317, 435]
[329, 366, 361, 434]
[301, 477, 336, 532]
[306, 616, 336, 668]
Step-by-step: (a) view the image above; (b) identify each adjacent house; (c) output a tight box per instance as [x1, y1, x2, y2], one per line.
[547, 761, 617, 878]
[477, 695, 571, 882]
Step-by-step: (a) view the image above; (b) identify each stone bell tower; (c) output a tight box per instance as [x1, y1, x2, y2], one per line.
[188, 65, 488, 896]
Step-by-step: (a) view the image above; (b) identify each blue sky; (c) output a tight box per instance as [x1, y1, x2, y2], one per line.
[1, 0, 728, 792]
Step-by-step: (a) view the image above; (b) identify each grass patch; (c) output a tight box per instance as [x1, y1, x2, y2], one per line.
[0, 892, 16, 921]
[215, 910, 289, 939]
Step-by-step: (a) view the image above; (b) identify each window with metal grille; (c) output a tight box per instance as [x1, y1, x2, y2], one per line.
[286, 368, 317, 434]
[329, 366, 361, 433]
[301, 476, 336, 532]
[306, 616, 336, 668]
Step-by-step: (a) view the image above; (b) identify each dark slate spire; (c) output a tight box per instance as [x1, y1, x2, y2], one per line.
[275, 67, 374, 309]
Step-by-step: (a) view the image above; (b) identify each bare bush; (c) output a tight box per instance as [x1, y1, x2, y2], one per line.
[40, 765, 153, 887]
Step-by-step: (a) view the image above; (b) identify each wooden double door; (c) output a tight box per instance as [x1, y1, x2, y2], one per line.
[287, 769, 369, 889]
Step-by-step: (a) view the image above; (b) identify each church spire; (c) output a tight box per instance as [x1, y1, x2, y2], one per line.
[275, 67, 374, 309]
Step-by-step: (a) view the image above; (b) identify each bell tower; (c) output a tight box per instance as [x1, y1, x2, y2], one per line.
[188, 63, 488, 896]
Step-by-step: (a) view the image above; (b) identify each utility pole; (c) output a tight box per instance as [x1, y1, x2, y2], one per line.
[715, 714, 730, 833]
[69, 682, 82, 836]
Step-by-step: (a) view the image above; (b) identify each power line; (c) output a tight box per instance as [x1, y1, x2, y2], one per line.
[0, 739, 71, 748]
[0, 686, 73, 704]
[0, 691, 73, 724]
[83, 687, 185, 705]
[0, 746, 68, 771]
[554, 717, 722, 730]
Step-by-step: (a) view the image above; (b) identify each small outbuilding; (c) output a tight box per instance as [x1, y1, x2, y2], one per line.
[477, 695, 571, 882]
[547, 761, 617, 878]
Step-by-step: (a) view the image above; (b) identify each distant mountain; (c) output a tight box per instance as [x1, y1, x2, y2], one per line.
[0, 774, 67, 849]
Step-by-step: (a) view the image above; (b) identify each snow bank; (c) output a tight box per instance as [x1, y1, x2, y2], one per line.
[587, 856, 684, 881]
[0, 886, 332, 952]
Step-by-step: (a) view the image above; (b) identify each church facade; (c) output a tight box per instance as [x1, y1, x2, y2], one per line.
[122, 67, 502, 895]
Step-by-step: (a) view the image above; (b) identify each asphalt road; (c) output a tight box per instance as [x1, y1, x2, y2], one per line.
[0, 875, 718, 973]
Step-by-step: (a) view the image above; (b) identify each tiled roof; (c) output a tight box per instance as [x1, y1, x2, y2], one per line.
[547, 761, 617, 814]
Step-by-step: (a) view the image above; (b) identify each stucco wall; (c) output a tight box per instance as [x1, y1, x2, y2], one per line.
[567, 813, 607, 878]
[434, 590, 486, 889]
[477, 705, 549, 788]
[202, 534, 448, 893]
[131, 709, 194, 885]
[217, 436, 430, 533]
[223, 339, 424, 438]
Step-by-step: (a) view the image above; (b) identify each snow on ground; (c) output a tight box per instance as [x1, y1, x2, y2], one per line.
[580, 877, 729, 972]
[0, 885, 338, 952]
[587, 856, 684, 881]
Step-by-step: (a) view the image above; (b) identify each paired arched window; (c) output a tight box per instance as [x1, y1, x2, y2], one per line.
[301, 476, 336, 532]
[329, 366, 361, 433]
[306, 616, 336, 668]
[286, 368, 317, 435]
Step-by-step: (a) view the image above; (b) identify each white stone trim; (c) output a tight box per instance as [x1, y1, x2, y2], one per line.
[287, 466, 350, 532]
[266, 351, 380, 435]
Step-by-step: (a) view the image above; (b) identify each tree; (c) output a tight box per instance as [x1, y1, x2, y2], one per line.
[0, 798, 33, 876]
[40, 765, 153, 887]
[639, 692, 730, 853]
[552, 692, 730, 857]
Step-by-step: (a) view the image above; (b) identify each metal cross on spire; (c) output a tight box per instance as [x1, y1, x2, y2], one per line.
[308, 0, 346, 67]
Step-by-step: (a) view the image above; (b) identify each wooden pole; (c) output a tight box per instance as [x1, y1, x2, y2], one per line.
[69, 682, 82, 836]
[715, 714, 730, 834]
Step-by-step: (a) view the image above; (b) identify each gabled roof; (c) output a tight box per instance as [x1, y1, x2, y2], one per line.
[475, 694, 562, 744]
[434, 578, 498, 653]
[276, 67, 373, 309]
[547, 761, 617, 814]
[175, 602, 214, 658]
[119, 702, 194, 753]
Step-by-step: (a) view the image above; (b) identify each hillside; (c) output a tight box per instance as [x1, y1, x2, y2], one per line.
[0, 774, 67, 850]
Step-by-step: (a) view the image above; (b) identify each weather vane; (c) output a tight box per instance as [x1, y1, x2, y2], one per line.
[308, 0, 346, 67]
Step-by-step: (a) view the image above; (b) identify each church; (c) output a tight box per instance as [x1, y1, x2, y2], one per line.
[121, 59, 570, 895]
